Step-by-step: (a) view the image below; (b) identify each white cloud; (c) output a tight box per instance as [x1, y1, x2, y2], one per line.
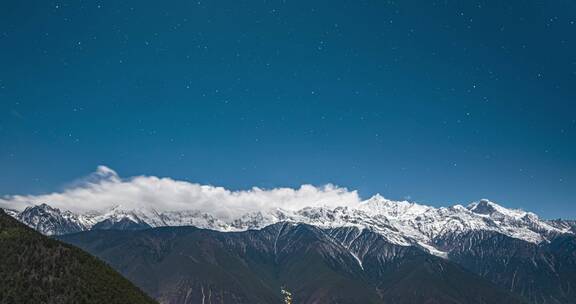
[0, 166, 361, 218]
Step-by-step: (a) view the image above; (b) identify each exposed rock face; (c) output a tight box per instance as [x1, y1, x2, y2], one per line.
[60, 223, 525, 304]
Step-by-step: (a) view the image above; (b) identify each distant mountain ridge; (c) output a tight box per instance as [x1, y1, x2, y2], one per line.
[8, 197, 572, 250]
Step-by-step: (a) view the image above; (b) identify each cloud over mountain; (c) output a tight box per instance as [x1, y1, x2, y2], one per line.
[0, 166, 361, 218]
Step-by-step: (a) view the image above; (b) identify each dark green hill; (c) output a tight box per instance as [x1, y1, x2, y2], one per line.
[0, 209, 157, 304]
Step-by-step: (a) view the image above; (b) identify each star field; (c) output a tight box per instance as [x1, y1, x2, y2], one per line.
[0, 0, 575, 218]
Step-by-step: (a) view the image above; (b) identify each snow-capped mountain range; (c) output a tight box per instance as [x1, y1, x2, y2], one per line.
[5, 196, 573, 257]
[8, 196, 576, 302]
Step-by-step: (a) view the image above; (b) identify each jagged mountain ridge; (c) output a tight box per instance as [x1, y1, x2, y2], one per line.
[8, 197, 572, 254]
[15, 203, 93, 235]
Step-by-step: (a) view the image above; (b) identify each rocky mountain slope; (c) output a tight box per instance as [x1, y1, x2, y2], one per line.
[60, 223, 525, 304]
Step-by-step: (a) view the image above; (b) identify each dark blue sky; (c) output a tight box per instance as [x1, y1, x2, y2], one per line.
[1, 1, 575, 218]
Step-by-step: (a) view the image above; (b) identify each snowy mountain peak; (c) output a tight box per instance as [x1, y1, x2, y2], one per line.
[17, 203, 89, 235]
[468, 199, 529, 219]
[21, 203, 67, 218]
[29, 203, 57, 213]
[360, 195, 431, 218]
[467, 199, 498, 215]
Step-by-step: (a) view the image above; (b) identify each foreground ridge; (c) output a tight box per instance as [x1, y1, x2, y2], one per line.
[0, 209, 157, 304]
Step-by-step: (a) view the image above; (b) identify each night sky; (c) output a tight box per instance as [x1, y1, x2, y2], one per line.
[1, 1, 575, 218]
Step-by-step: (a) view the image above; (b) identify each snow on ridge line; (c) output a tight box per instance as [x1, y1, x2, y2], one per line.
[7, 195, 573, 249]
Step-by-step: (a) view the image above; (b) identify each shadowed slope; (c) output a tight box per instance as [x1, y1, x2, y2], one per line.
[61, 223, 524, 304]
